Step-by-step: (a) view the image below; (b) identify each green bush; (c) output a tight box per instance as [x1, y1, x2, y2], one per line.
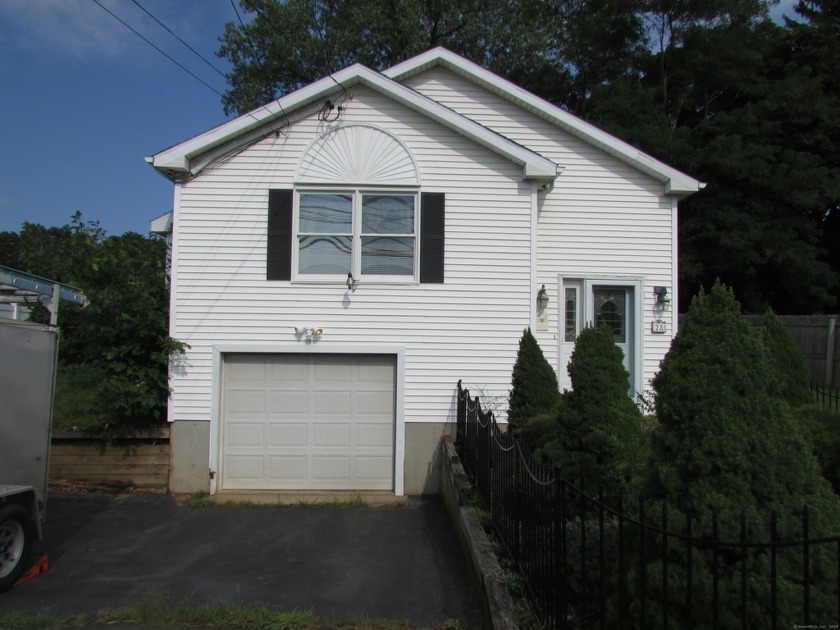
[507, 328, 561, 434]
[540, 325, 646, 489]
[633, 281, 840, 626]
[796, 404, 840, 495]
[53, 365, 112, 431]
[760, 309, 812, 407]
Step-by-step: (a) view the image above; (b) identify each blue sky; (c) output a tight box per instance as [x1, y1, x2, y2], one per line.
[0, 0, 238, 237]
[0, 0, 801, 238]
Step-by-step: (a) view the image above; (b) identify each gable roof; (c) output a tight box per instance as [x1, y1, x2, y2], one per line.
[384, 48, 703, 197]
[147, 62, 559, 183]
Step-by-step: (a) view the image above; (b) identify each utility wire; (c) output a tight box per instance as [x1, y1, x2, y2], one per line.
[91, 0, 225, 98]
[130, 0, 228, 79]
[91, 0, 289, 151]
[230, 0, 246, 29]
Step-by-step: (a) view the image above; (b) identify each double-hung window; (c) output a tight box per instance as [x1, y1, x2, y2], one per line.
[296, 190, 417, 281]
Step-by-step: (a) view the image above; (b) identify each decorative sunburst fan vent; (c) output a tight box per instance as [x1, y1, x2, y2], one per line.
[295, 124, 420, 186]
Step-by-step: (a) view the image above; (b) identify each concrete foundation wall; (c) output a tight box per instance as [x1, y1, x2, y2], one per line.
[169, 421, 211, 494]
[403, 422, 455, 495]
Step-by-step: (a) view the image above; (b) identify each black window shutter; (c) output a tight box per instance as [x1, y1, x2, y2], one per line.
[420, 192, 445, 283]
[267, 189, 293, 281]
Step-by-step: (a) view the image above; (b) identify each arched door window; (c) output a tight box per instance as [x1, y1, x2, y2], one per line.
[594, 288, 626, 344]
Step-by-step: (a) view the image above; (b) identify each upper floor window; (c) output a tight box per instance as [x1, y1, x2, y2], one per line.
[296, 190, 417, 281]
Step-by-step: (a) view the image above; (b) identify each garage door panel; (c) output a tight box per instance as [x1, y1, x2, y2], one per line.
[356, 424, 393, 448]
[314, 391, 352, 414]
[312, 456, 351, 480]
[268, 423, 308, 447]
[225, 357, 266, 381]
[224, 455, 264, 480]
[268, 456, 308, 480]
[270, 390, 308, 413]
[270, 357, 310, 382]
[357, 389, 395, 414]
[313, 423, 351, 447]
[313, 357, 353, 381]
[226, 423, 264, 447]
[226, 390, 266, 414]
[356, 456, 392, 482]
[357, 361, 395, 385]
[222, 353, 395, 491]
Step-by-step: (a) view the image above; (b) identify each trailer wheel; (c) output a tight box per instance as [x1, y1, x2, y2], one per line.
[0, 504, 34, 593]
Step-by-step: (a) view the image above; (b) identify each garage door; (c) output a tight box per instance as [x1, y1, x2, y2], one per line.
[221, 354, 395, 491]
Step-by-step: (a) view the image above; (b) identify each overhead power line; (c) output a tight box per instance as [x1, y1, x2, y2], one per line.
[90, 0, 290, 142]
[130, 0, 228, 80]
[91, 0, 225, 98]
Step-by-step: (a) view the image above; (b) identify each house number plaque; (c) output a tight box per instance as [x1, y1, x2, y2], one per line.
[651, 320, 667, 334]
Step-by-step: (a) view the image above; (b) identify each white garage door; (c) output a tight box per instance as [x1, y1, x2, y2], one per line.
[221, 353, 395, 491]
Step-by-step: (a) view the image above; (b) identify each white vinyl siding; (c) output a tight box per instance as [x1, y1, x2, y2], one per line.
[168, 86, 532, 428]
[403, 68, 677, 394]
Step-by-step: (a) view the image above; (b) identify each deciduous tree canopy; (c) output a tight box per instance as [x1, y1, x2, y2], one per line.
[0, 213, 182, 429]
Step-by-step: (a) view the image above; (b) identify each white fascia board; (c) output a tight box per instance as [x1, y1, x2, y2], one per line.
[147, 62, 558, 182]
[385, 48, 704, 197]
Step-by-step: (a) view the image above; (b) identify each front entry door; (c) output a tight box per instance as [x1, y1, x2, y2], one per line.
[560, 279, 640, 395]
[593, 286, 631, 369]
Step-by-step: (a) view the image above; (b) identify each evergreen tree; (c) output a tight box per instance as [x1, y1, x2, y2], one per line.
[634, 282, 840, 626]
[542, 325, 645, 488]
[760, 309, 812, 407]
[507, 328, 560, 434]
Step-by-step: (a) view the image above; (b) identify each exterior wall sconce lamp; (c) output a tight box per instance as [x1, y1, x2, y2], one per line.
[654, 286, 671, 306]
[346, 272, 358, 292]
[537, 284, 549, 311]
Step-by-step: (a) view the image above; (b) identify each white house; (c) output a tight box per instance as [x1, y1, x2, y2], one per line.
[147, 48, 702, 497]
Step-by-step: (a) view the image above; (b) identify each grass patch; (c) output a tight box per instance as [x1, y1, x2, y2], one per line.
[83, 600, 315, 628]
[183, 491, 213, 508]
[182, 493, 370, 509]
[0, 599, 446, 629]
[0, 611, 65, 630]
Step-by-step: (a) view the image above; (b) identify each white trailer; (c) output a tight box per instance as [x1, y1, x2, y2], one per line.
[0, 266, 87, 592]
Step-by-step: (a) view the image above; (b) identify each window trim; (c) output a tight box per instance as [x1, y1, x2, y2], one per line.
[292, 187, 420, 284]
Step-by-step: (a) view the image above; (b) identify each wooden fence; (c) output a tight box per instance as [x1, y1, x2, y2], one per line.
[742, 315, 839, 388]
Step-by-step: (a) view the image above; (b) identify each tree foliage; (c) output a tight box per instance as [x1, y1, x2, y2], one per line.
[218, 0, 551, 115]
[507, 327, 561, 433]
[541, 325, 646, 488]
[0, 213, 182, 429]
[220, 0, 840, 313]
[636, 281, 840, 625]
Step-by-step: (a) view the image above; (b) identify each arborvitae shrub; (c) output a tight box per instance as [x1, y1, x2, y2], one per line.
[507, 327, 561, 434]
[541, 325, 645, 488]
[796, 404, 840, 495]
[760, 309, 812, 407]
[632, 281, 840, 626]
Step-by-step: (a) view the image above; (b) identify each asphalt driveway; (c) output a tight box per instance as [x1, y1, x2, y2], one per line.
[2, 492, 482, 628]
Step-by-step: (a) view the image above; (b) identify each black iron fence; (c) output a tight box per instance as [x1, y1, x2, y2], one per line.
[456, 380, 840, 629]
[812, 383, 840, 413]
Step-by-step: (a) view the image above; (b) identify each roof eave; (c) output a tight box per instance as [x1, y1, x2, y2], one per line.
[148, 62, 559, 185]
[385, 47, 702, 197]
[148, 65, 370, 178]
